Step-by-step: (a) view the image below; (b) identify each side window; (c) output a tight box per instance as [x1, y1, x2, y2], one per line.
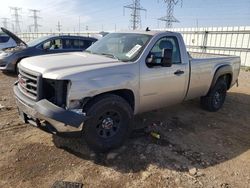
[43, 39, 63, 50]
[79, 40, 85, 49]
[79, 39, 93, 49]
[148, 36, 181, 65]
[69, 39, 86, 49]
[64, 39, 72, 49]
[72, 39, 80, 49]
[65, 39, 95, 50]
[82, 40, 94, 49]
[53, 39, 63, 49]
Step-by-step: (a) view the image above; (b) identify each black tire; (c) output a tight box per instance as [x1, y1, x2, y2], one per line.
[201, 78, 227, 112]
[82, 94, 133, 152]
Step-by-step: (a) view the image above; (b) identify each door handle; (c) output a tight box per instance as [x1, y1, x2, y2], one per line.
[174, 70, 185, 75]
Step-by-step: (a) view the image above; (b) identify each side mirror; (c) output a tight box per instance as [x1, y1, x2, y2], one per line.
[146, 54, 154, 64]
[161, 48, 173, 67]
[146, 54, 156, 68]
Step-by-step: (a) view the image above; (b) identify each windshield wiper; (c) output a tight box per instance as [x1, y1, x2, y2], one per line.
[100, 53, 119, 60]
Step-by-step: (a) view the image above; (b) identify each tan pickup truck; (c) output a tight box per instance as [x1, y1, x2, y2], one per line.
[14, 30, 241, 152]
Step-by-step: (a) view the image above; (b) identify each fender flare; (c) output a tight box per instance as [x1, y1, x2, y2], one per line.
[211, 65, 233, 89]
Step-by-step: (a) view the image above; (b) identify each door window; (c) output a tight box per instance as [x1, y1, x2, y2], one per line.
[63, 39, 72, 49]
[63, 39, 91, 49]
[147, 36, 181, 66]
[43, 39, 62, 50]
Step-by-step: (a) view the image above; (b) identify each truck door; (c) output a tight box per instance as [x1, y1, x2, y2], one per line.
[139, 36, 189, 112]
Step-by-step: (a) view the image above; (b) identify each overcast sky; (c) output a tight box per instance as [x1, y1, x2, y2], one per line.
[0, 0, 249, 33]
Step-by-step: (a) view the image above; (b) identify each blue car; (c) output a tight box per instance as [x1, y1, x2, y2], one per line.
[0, 27, 97, 73]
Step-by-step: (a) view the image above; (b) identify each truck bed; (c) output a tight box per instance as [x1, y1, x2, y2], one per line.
[189, 52, 233, 59]
[185, 52, 241, 101]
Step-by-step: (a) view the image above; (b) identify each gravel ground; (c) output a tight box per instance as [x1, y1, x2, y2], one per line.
[0, 70, 249, 188]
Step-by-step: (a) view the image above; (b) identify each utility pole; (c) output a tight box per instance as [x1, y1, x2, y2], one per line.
[56, 21, 62, 32]
[10, 7, 22, 33]
[124, 0, 147, 30]
[1, 18, 9, 29]
[158, 0, 182, 28]
[29, 9, 41, 33]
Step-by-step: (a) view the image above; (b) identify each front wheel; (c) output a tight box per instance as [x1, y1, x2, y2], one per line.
[82, 94, 133, 152]
[201, 78, 227, 112]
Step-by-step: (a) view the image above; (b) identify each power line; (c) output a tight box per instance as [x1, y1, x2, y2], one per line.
[29, 9, 42, 33]
[124, 0, 147, 30]
[158, 0, 182, 28]
[10, 7, 22, 33]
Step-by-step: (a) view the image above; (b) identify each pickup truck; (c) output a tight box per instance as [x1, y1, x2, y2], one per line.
[14, 30, 241, 152]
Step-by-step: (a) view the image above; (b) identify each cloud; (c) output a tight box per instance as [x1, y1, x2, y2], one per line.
[0, 0, 91, 32]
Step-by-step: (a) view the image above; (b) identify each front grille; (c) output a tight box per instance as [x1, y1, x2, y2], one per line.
[18, 67, 41, 101]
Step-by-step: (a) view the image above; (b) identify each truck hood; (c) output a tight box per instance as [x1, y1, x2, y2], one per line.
[20, 52, 124, 79]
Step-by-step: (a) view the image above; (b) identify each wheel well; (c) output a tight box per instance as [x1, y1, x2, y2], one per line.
[83, 89, 135, 111]
[218, 74, 232, 90]
[15, 57, 28, 72]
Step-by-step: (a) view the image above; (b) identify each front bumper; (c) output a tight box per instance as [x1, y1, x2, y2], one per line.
[0, 57, 15, 72]
[14, 85, 86, 134]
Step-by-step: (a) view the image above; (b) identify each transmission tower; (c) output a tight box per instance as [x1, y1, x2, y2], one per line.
[124, 0, 147, 30]
[10, 7, 22, 33]
[158, 0, 182, 28]
[29, 9, 41, 33]
[56, 21, 62, 32]
[1, 18, 9, 29]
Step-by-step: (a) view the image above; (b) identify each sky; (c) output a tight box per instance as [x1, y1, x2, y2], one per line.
[0, 0, 249, 32]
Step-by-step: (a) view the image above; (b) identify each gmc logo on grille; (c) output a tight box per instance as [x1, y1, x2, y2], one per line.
[18, 75, 27, 87]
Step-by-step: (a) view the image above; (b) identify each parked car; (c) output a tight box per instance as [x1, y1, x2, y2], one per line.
[14, 30, 240, 152]
[0, 27, 97, 73]
[0, 32, 17, 50]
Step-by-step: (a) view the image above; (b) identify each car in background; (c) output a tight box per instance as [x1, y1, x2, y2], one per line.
[0, 27, 97, 73]
[0, 32, 17, 50]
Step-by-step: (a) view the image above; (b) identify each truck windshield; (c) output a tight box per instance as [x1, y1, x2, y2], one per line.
[86, 33, 152, 61]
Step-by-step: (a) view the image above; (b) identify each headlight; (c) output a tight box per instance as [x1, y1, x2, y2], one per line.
[0, 51, 12, 58]
[43, 79, 70, 108]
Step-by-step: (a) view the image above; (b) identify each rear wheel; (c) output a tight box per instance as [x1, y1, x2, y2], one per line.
[201, 78, 227, 112]
[82, 94, 133, 152]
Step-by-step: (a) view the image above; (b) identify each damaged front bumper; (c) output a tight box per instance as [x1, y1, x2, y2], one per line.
[14, 85, 86, 134]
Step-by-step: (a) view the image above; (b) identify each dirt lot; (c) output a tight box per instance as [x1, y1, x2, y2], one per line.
[0, 70, 249, 188]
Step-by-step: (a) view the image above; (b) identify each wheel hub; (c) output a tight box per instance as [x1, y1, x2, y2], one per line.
[102, 117, 114, 129]
[214, 91, 221, 105]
